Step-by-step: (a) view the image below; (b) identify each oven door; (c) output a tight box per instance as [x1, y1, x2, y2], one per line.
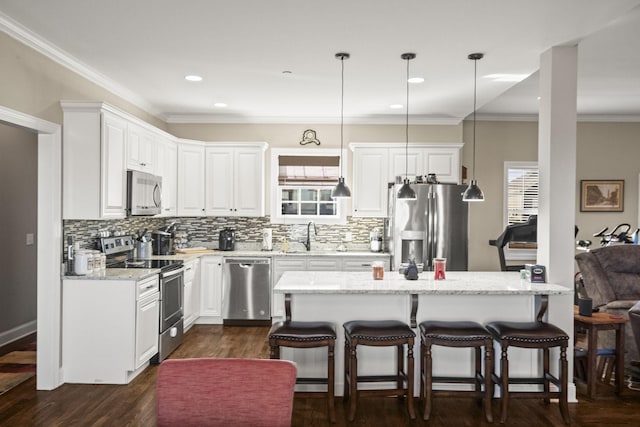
[159, 268, 184, 332]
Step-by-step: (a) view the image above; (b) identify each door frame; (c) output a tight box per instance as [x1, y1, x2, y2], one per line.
[0, 105, 62, 390]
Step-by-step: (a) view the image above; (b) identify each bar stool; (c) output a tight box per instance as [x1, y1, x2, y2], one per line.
[343, 320, 416, 421]
[269, 320, 337, 422]
[419, 320, 493, 422]
[486, 318, 570, 424]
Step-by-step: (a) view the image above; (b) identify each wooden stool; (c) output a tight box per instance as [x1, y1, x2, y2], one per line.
[419, 320, 493, 422]
[486, 320, 570, 424]
[269, 320, 337, 423]
[343, 320, 416, 421]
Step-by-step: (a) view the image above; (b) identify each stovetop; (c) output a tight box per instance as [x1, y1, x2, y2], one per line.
[107, 259, 183, 272]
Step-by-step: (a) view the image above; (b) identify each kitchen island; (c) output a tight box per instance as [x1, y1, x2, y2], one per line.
[273, 270, 575, 400]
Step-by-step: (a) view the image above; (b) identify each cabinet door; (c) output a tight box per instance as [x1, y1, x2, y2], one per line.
[272, 258, 307, 318]
[177, 142, 205, 216]
[200, 256, 223, 321]
[183, 259, 200, 329]
[424, 148, 460, 183]
[234, 148, 264, 216]
[101, 112, 127, 218]
[157, 138, 178, 216]
[352, 148, 389, 217]
[389, 147, 422, 182]
[135, 293, 159, 368]
[127, 124, 155, 173]
[205, 148, 234, 215]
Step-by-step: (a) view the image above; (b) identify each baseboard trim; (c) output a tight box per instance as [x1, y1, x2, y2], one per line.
[0, 320, 37, 347]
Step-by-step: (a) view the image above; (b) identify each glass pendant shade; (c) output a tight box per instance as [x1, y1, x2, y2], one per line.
[331, 176, 351, 198]
[462, 179, 484, 201]
[398, 178, 416, 200]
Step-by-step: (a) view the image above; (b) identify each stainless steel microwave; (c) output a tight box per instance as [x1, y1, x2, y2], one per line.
[126, 170, 162, 216]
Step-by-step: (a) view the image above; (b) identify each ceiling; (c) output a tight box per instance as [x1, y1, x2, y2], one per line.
[1, 0, 640, 124]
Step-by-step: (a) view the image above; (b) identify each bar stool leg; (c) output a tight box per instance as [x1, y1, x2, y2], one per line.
[543, 348, 550, 404]
[270, 344, 280, 359]
[419, 339, 426, 402]
[347, 342, 359, 422]
[327, 342, 336, 423]
[343, 338, 350, 402]
[484, 343, 494, 423]
[500, 344, 509, 423]
[559, 346, 570, 424]
[407, 342, 416, 419]
[397, 345, 404, 391]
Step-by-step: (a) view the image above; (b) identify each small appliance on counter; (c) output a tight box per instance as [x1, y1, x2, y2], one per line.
[262, 228, 273, 251]
[152, 223, 177, 255]
[370, 228, 383, 252]
[219, 227, 236, 251]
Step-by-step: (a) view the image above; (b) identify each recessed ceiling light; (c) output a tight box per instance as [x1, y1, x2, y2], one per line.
[213, 102, 227, 108]
[484, 73, 529, 82]
[389, 104, 403, 109]
[408, 77, 424, 83]
[185, 75, 203, 82]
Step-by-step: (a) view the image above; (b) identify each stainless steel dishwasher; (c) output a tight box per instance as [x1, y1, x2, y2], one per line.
[222, 257, 271, 325]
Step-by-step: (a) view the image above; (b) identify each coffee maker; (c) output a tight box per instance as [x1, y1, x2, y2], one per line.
[369, 228, 383, 252]
[218, 228, 235, 251]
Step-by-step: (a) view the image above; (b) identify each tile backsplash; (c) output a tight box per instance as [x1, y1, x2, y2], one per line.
[63, 216, 384, 257]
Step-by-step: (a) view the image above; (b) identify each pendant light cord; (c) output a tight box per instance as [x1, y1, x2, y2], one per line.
[340, 55, 345, 178]
[405, 56, 410, 179]
[472, 57, 477, 181]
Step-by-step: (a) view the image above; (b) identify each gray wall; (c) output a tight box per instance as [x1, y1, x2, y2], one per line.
[0, 122, 38, 336]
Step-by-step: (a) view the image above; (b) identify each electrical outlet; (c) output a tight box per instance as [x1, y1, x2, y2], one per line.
[26, 233, 35, 246]
[344, 232, 353, 242]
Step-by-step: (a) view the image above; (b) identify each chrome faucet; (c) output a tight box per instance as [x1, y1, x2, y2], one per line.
[305, 221, 317, 251]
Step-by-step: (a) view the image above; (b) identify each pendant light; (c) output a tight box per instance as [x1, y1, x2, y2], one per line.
[462, 53, 485, 202]
[397, 53, 417, 200]
[331, 52, 352, 199]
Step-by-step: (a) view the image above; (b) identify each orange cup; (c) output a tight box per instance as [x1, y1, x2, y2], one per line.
[433, 258, 446, 280]
[372, 262, 384, 280]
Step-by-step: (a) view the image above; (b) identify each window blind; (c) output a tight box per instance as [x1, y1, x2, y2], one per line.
[507, 166, 539, 225]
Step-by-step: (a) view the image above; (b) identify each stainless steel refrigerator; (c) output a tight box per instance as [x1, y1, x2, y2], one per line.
[385, 183, 468, 272]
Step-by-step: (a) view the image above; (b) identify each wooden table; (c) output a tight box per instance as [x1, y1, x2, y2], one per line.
[573, 306, 626, 397]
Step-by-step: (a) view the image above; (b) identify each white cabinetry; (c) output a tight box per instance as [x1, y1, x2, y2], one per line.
[177, 141, 206, 216]
[198, 256, 223, 324]
[350, 143, 463, 217]
[271, 255, 391, 319]
[62, 102, 128, 219]
[183, 258, 201, 330]
[62, 275, 159, 384]
[126, 123, 155, 173]
[205, 143, 266, 217]
[156, 137, 178, 216]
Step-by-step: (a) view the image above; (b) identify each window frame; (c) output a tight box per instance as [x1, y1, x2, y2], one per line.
[502, 161, 539, 261]
[270, 148, 348, 224]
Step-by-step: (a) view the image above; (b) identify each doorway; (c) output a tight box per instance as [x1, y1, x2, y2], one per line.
[0, 105, 62, 390]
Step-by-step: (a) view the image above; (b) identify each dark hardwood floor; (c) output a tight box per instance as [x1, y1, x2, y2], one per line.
[1, 325, 639, 426]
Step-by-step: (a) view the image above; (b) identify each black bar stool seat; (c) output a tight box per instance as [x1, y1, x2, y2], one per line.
[269, 320, 337, 423]
[343, 320, 416, 421]
[419, 320, 493, 422]
[486, 320, 570, 424]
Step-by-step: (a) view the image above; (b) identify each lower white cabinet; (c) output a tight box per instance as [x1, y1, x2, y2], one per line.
[271, 255, 391, 319]
[183, 258, 201, 330]
[198, 256, 223, 324]
[62, 275, 159, 384]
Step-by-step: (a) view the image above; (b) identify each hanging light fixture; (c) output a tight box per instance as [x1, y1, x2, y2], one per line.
[397, 53, 417, 200]
[462, 53, 485, 202]
[331, 52, 352, 199]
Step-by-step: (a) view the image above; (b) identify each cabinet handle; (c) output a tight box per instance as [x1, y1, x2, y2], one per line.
[361, 263, 372, 267]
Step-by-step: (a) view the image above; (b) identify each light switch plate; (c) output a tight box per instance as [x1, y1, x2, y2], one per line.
[26, 233, 35, 245]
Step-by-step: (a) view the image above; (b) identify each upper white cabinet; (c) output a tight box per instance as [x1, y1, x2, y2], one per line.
[126, 123, 155, 173]
[350, 142, 463, 217]
[156, 137, 178, 216]
[205, 143, 267, 217]
[62, 102, 128, 219]
[177, 140, 206, 216]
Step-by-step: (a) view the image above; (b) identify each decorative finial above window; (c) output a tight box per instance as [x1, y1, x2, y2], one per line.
[299, 129, 321, 146]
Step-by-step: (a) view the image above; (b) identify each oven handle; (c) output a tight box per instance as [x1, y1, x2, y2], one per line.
[161, 267, 185, 279]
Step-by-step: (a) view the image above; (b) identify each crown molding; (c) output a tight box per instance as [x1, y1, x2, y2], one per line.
[0, 12, 161, 119]
[475, 112, 640, 123]
[164, 113, 464, 125]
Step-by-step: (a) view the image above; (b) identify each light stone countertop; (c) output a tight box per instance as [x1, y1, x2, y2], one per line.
[63, 268, 159, 281]
[274, 271, 573, 295]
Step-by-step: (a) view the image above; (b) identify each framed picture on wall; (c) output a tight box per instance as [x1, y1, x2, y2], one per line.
[580, 180, 624, 212]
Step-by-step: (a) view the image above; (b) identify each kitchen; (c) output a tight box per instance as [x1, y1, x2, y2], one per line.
[2, 1, 640, 425]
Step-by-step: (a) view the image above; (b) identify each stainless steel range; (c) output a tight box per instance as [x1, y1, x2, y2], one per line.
[98, 236, 185, 363]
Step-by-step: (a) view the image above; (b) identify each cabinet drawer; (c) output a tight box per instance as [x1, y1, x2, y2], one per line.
[137, 275, 159, 299]
[342, 258, 390, 272]
[307, 259, 340, 270]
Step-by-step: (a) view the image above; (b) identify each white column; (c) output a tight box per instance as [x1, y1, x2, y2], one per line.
[537, 45, 578, 403]
[537, 46, 577, 286]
